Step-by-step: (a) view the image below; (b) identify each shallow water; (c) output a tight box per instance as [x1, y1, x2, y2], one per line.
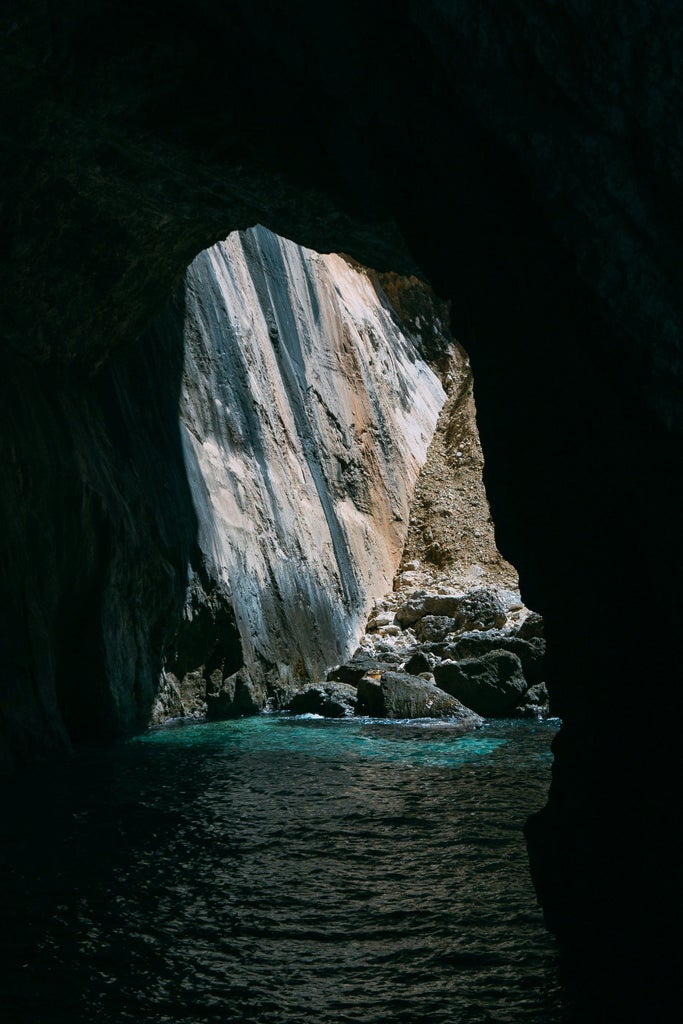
[0, 715, 568, 1023]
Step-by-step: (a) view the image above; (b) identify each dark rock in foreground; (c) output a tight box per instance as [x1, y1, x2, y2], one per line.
[287, 683, 358, 718]
[516, 612, 544, 640]
[328, 653, 401, 685]
[437, 631, 546, 687]
[356, 671, 483, 725]
[524, 682, 549, 706]
[403, 651, 433, 676]
[516, 682, 551, 719]
[434, 651, 527, 717]
[206, 668, 265, 720]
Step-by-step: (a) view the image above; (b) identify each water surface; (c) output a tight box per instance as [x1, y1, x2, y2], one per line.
[0, 715, 567, 1023]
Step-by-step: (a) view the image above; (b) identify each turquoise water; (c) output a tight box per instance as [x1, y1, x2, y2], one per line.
[0, 715, 567, 1023]
[137, 714, 510, 767]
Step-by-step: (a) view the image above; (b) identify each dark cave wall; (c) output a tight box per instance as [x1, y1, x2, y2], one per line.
[1, 0, 682, 1007]
[0, 301, 199, 769]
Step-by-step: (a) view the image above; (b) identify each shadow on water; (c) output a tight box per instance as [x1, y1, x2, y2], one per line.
[0, 715, 570, 1024]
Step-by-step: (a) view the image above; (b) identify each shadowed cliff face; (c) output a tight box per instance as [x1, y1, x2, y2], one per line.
[2, 0, 682, 1013]
[0, 299, 201, 770]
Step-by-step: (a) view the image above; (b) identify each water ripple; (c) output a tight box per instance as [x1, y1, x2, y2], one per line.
[0, 716, 568, 1023]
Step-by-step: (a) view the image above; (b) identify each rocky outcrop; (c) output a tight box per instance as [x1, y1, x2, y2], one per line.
[434, 652, 528, 718]
[356, 671, 482, 724]
[288, 683, 358, 718]
[0, 223, 455, 752]
[442, 632, 546, 688]
[396, 588, 508, 632]
[354, 579, 547, 720]
[205, 668, 266, 721]
[173, 225, 448, 707]
[153, 575, 243, 722]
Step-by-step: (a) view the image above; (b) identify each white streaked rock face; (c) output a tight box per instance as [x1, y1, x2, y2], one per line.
[177, 225, 446, 698]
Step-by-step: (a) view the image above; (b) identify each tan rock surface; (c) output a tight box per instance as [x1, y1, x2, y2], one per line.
[177, 226, 447, 695]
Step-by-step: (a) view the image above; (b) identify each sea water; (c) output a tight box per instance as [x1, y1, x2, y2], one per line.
[0, 715, 568, 1023]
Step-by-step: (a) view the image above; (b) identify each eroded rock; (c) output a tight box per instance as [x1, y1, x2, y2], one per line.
[403, 651, 433, 676]
[180, 226, 448, 700]
[206, 668, 266, 720]
[517, 612, 545, 640]
[395, 587, 507, 632]
[328, 654, 401, 686]
[441, 631, 546, 687]
[434, 651, 528, 717]
[287, 683, 358, 718]
[356, 670, 482, 724]
[414, 614, 458, 642]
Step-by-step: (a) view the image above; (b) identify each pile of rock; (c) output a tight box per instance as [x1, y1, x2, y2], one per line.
[282, 583, 548, 725]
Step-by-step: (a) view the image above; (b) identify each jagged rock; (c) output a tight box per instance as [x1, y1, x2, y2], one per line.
[356, 671, 483, 724]
[394, 592, 429, 627]
[441, 631, 546, 687]
[205, 668, 266, 720]
[434, 651, 528, 717]
[328, 654, 400, 685]
[403, 651, 432, 675]
[367, 611, 396, 631]
[524, 682, 549, 706]
[428, 588, 508, 631]
[395, 587, 507, 633]
[152, 671, 207, 723]
[517, 612, 545, 640]
[516, 682, 550, 719]
[287, 683, 358, 718]
[151, 575, 243, 724]
[414, 615, 458, 642]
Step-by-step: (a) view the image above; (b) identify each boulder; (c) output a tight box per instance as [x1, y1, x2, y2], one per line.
[434, 651, 528, 716]
[414, 614, 458, 642]
[327, 653, 401, 685]
[433, 588, 507, 631]
[206, 668, 265, 719]
[395, 587, 507, 633]
[524, 682, 549, 706]
[403, 651, 433, 675]
[288, 682, 358, 718]
[366, 610, 396, 631]
[516, 681, 551, 719]
[356, 671, 483, 725]
[394, 592, 429, 627]
[517, 611, 545, 640]
[446, 631, 546, 686]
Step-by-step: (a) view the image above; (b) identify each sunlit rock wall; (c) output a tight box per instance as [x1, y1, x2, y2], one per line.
[168, 226, 446, 710]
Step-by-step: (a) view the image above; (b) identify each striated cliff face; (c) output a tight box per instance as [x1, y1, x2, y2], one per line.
[0, 223, 455, 762]
[157, 226, 446, 717]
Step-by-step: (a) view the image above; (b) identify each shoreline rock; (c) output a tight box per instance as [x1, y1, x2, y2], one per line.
[356, 671, 483, 725]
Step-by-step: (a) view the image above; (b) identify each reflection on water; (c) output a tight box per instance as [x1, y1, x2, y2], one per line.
[0, 715, 568, 1023]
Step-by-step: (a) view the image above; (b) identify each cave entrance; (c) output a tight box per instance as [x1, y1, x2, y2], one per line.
[160, 224, 546, 724]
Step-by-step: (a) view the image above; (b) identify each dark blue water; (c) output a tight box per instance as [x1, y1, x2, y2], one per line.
[0, 715, 569, 1023]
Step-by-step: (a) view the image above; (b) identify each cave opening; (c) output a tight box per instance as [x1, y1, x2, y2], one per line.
[150, 223, 549, 731]
[0, 214, 563, 1019]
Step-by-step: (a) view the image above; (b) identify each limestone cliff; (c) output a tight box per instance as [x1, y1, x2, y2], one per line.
[158, 227, 447, 717]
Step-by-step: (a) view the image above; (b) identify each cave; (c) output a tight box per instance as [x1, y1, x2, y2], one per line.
[1, 2, 681, 1020]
